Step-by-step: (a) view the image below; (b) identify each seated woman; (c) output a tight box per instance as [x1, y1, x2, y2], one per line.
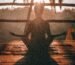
[10, 3, 67, 65]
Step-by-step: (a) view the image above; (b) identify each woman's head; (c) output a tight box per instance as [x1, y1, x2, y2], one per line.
[34, 3, 44, 18]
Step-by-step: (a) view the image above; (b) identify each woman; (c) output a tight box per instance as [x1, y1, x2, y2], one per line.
[22, 3, 57, 65]
[11, 3, 60, 65]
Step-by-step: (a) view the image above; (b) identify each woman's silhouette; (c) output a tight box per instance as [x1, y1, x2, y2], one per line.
[10, 3, 63, 65]
[21, 3, 57, 65]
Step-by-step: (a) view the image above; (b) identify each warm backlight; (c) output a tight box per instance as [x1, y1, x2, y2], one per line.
[34, 0, 44, 3]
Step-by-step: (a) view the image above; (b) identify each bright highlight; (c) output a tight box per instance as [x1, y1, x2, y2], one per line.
[34, 0, 44, 3]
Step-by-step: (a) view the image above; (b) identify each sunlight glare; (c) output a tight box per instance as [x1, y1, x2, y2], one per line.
[34, 0, 63, 12]
[34, 0, 44, 3]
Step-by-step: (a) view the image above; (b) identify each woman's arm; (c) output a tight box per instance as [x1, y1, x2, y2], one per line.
[10, 22, 32, 37]
[10, 32, 24, 37]
[52, 32, 67, 38]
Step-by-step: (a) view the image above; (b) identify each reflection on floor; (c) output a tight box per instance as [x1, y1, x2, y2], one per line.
[0, 39, 75, 65]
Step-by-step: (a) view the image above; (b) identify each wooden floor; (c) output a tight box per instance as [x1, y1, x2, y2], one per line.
[0, 40, 75, 65]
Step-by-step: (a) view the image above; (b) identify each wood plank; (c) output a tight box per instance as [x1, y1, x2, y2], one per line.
[0, 3, 75, 7]
[0, 19, 75, 22]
